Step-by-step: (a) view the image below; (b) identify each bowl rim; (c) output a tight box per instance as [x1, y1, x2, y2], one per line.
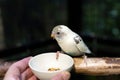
[28, 52, 74, 73]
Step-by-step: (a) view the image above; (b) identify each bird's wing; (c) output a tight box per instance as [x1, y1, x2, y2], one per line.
[74, 35, 91, 54]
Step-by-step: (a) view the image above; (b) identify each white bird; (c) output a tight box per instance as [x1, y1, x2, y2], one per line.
[51, 25, 91, 56]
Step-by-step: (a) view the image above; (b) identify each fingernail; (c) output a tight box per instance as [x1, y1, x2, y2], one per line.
[61, 71, 70, 80]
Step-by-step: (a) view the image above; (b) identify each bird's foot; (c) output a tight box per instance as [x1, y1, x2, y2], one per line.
[56, 51, 60, 60]
[82, 55, 88, 67]
[56, 51, 65, 60]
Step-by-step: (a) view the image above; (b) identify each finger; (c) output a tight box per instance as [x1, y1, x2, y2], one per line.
[21, 68, 33, 80]
[51, 71, 70, 80]
[28, 75, 37, 80]
[4, 57, 32, 80]
[12, 57, 32, 73]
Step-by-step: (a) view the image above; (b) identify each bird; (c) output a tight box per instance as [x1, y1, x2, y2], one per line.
[51, 25, 91, 57]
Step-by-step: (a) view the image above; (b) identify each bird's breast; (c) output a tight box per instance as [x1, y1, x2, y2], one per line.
[58, 38, 82, 56]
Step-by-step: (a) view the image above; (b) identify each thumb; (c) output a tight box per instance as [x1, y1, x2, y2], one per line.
[51, 71, 70, 80]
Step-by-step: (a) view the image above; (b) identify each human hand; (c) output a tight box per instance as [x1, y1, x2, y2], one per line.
[3, 57, 70, 80]
[3, 57, 37, 80]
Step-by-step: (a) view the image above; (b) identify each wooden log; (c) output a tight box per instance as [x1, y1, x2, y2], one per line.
[0, 60, 14, 78]
[0, 57, 120, 78]
[73, 57, 120, 75]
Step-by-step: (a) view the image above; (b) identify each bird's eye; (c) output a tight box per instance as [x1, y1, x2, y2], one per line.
[56, 32, 60, 35]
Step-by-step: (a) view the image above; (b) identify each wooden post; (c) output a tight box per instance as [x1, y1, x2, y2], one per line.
[73, 57, 120, 75]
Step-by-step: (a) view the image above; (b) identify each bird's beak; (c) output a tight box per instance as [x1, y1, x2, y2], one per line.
[51, 34, 55, 39]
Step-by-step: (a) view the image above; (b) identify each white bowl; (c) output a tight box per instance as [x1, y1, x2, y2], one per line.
[29, 52, 74, 80]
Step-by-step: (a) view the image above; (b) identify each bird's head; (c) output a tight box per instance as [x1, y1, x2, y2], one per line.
[51, 25, 72, 42]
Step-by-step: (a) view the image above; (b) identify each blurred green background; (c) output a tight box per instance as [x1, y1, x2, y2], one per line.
[0, 0, 120, 80]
